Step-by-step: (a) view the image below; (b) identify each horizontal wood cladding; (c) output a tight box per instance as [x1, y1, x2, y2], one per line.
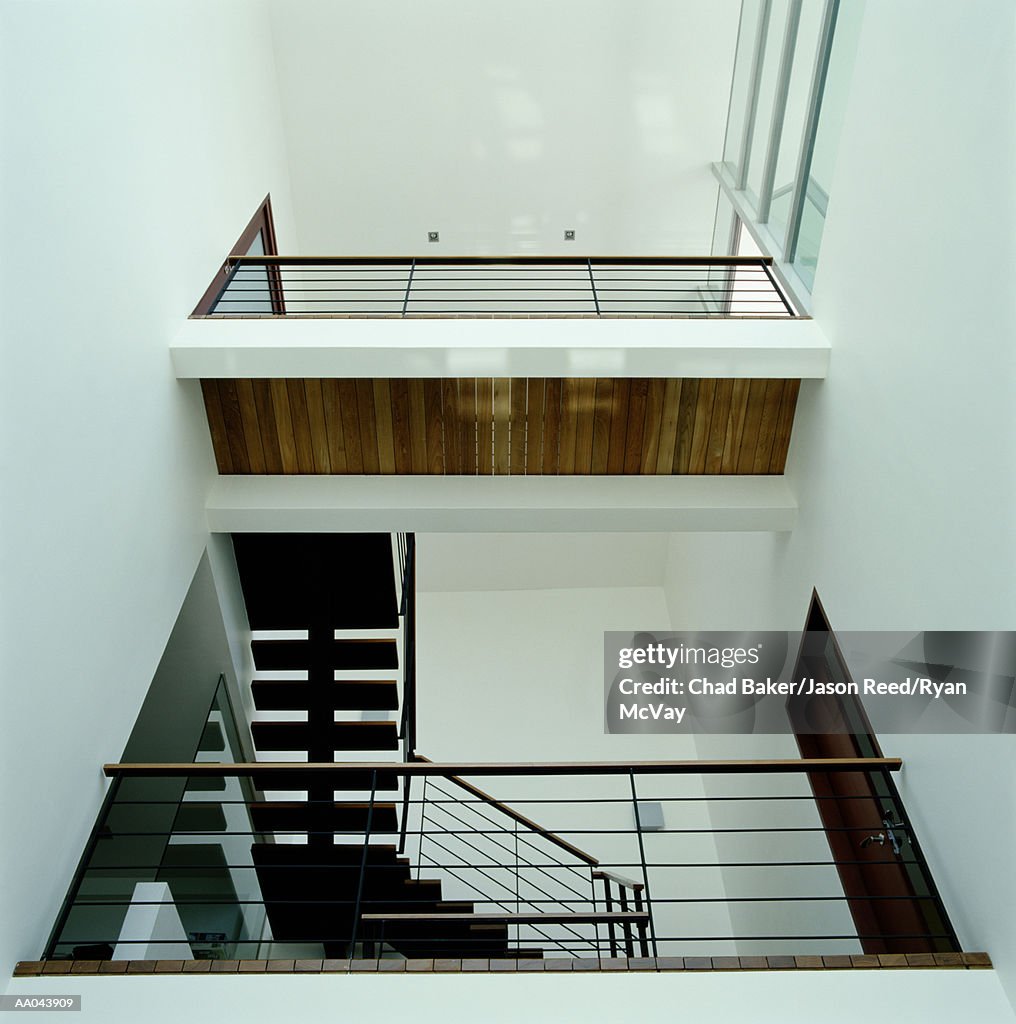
[201, 378, 800, 476]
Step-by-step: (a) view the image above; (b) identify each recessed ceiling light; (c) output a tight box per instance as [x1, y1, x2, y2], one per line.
[428, 231, 440, 243]
[564, 230, 576, 241]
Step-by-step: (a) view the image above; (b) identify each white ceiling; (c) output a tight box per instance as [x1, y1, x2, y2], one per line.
[417, 533, 668, 591]
[267, 0, 742, 255]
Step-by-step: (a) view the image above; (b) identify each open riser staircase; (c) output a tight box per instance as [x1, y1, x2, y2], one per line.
[234, 532, 542, 958]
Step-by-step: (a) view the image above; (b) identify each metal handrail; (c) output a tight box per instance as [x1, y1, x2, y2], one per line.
[104, 758, 905, 777]
[51, 757, 967, 961]
[196, 254, 799, 318]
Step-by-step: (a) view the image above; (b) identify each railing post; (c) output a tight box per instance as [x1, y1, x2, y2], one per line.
[629, 771, 658, 957]
[514, 820, 520, 915]
[602, 876, 617, 958]
[416, 774, 428, 882]
[402, 535, 416, 759]
[402, 260, 416, 317]
[590, 867, 601, 958]
[586, 259, 601, 316]
[348, 768, 378, 961]
[633, 888, 650, 958]
[617, 886, 634, 958]
[398, 773, 412, 856]
[760, 257, 795, 315]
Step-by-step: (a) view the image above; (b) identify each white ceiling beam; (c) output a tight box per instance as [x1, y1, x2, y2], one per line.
[172, 315, 829, 381]
[206, 475, 797, 534]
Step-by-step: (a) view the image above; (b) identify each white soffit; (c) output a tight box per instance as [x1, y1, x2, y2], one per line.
[206, 475, 797, 533]
[172, 316, 829, 380]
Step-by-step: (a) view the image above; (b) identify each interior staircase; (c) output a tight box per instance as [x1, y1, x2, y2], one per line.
[232, 532, 540, 959]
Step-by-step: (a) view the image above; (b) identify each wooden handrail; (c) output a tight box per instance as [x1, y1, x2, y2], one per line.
[103, 758, 903, 777]
[592, 870, 644, 892]
[414, 753, 599, 867]
[225, 254, 776, 267]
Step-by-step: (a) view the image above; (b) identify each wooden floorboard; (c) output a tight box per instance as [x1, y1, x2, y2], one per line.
[201, 376, 801, 477]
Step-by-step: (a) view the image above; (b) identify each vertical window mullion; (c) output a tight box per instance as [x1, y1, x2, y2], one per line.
[784, 0, 841, 264]
[757, 0, 804, 224]
[736, 0, 773, 190]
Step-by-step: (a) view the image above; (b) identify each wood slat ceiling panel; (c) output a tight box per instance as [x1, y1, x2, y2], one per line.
[202, 377, 800, 476]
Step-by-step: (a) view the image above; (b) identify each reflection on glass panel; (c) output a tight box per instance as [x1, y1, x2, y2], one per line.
[730, 222, 786, 316]
[220, 230, 274, 314]
[721, 0, 765, 179]
[793, 0, 866, 288]
[767, 0, 826, 240]
[47, 676, 274, 962]
[705, 190, 739, 314]
[745, 0, 790, 208]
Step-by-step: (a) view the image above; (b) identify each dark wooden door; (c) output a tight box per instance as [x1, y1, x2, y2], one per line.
[788, 592, 958, 953]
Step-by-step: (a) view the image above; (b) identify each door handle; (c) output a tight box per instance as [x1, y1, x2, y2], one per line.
[859, 811, 908, 856]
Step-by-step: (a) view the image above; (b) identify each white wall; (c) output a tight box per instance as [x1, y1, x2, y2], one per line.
[663, 0, 1016, 1007]
[418, 533, 668, 592]
[7, 968, 1015, 1024]
[0, 0, 295, 984]
[268, 0, 741, 255]
[415, 581, 735, 955]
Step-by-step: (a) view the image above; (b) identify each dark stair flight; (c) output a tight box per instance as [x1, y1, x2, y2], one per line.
[233, 532, 536, 959]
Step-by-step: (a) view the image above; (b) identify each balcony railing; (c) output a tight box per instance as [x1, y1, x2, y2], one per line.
[195, 256, 798, 319]
[43, 757, 959, 964]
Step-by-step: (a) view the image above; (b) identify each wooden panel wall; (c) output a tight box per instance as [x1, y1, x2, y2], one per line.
[202, 378, 800, 476]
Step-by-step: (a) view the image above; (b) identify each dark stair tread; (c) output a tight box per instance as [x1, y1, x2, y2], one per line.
[252, 639, 399, 672]
[252, 679, 399, 711]
[433, 901, 475, 914]
[232, 533, 399, 630]
[251, 843, 403, 866]
[250, 801, 398, 834]
[252, 767, 400, 792]
[251, 847, 412, 904]
[251, 720, 399, 753]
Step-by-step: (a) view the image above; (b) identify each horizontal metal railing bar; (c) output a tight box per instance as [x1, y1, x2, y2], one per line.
[63, 895, 944, 906]
[361, 911, 648, 925]
[215, 296, 787, 304]
[211, 310, 785, 317]
[215, 306, 786, 314]
[97, 823, 921, 839]
[226, 255, 777, 267]
[217, 286, 782, 294]
[226, 274, 775, 283]
[103, 758, 904, 777]
[225, 272, 775, 280]
[73, 861, 924, 873]
[106, 794, 908, 805]
[57, 932, 951, 945]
